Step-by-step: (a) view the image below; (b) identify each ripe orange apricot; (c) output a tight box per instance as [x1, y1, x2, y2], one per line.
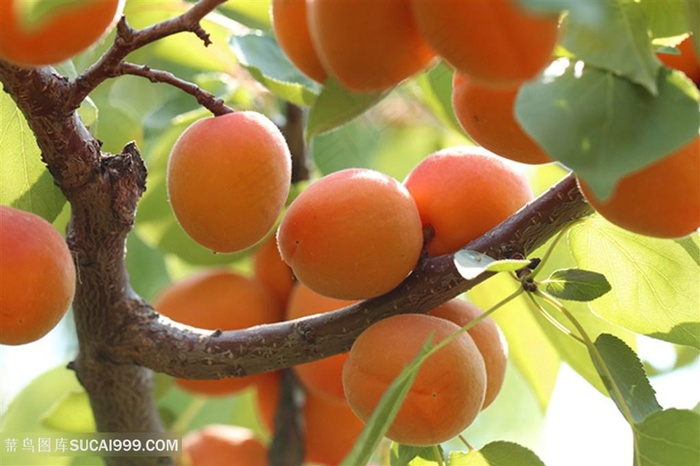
[286, 283, 357, 402]
[253, 235, 295, 312]
[307, 0, 436, 92]
[657, 36, 700, 84]
[343, 313, 486, 446]
[277, 168, 423, 300]
[0, 206, 76, 345]
[253, 371, 282, 434]
[403, 146, 534, 256]
[578, 136, 700, 239]
[410, 0, 559, 87]
[182, 424, 267, 466]
[0, 0, 123, 67]
[452, 71, 552, 165]
[429, 298, 508, 409]
[153, 269, 282, 396]
[272, 0, 327, 83]
[304, 391, 365, 465]
[167, 111, 291, 254]
[253, 372, 365, 464]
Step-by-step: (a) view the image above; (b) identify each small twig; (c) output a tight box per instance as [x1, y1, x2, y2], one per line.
[118, 62, 233, 116]
[67, 0, 228, 109]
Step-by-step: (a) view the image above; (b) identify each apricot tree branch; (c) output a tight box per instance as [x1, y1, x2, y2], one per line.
[66, 0, 227, 110]
[117, 174, 593, 379]
[118, 62, 233, 116]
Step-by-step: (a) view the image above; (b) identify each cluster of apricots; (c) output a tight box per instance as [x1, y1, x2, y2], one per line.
[0, 206, 76, 346]
[271, 0, 699, 240]
[160, 142, 522, 459]
[0, 0, 123, 67]
[272, 0, 559, 92]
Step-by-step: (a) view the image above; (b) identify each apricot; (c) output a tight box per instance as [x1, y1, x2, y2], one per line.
[286, 283, 357, 402]
[167, 111, 292, 254]
[578, 136, 700, 239]
[657, 36, 700, 84]
[277, 168, 423, 300]
[343, 313, 486, 446]
[403, 146, 534, 256]
[0, 0, 123, 67]
[304, 391, 365, 465]
[429, 298, 508, 409]
[253, 372, 365, 465]
[253, 371, 282, 434]
[153, 269, 282, 396]
[272, 0, 327, 83]
[182, 424, 267, 466]
[307, 0, 436, 92]
[452, 71, 552, 165]
[253, 235, 295, 312]
[410, 0, 559, 87]
[0, 206, 76, 345]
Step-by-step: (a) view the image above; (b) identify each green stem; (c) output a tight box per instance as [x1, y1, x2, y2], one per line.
[525, 292, 585, 345]
[534, 290, 636, 426]
[428, 287, 525, 357]
[432, 444, 445, 466]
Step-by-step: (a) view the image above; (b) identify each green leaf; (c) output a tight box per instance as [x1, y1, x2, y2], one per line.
[448, 441, 545, 466]
[561, 0, 660, 93]
[633, 409, 700, 466]
[569, 217, 700, 348]
[639, 0, 693, 38]
[0, 92, 66, 222]
[414, 61, 463, 134]
[0, 366, 94, 465]
[594, 334, 661, 424]
[306, 77, 389, 138]
[516, 60, 699, 200]
[230, 32, 321, 107]
[527, 237, 637, 395]
[454, 250, 530, 280]
[41, 391, 96, 432]
[341, 336, 435, 466]
[543, 268, 611, 301]
[219, 0, 272, 31]
[311, 117, 382, 175]
[468, 274, 560, 410]
[516, 0, 609, 25]
[125, 232, 171, 302]
[390, 443, 443, 466]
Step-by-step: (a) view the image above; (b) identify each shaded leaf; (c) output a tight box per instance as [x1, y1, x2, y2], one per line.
[633, 409, 700, 466]
[0, 93, 66, 222]
[517, 60, 699, 200]
[449, 441, 545, 466]
[390, 443, 443, 466]
[569, 217, 700, 348]
[561, 0, 660, 93]
[230, 32, 320, 107]
[544, 268, 611, 301]
[639, 0, 693, 38]
[306, 77, 388, 138]
[414, 61, 463, 134]
[594, 334, 661, 424]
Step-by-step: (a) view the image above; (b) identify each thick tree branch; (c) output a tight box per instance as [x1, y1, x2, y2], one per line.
[117, 174, 592, 380]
